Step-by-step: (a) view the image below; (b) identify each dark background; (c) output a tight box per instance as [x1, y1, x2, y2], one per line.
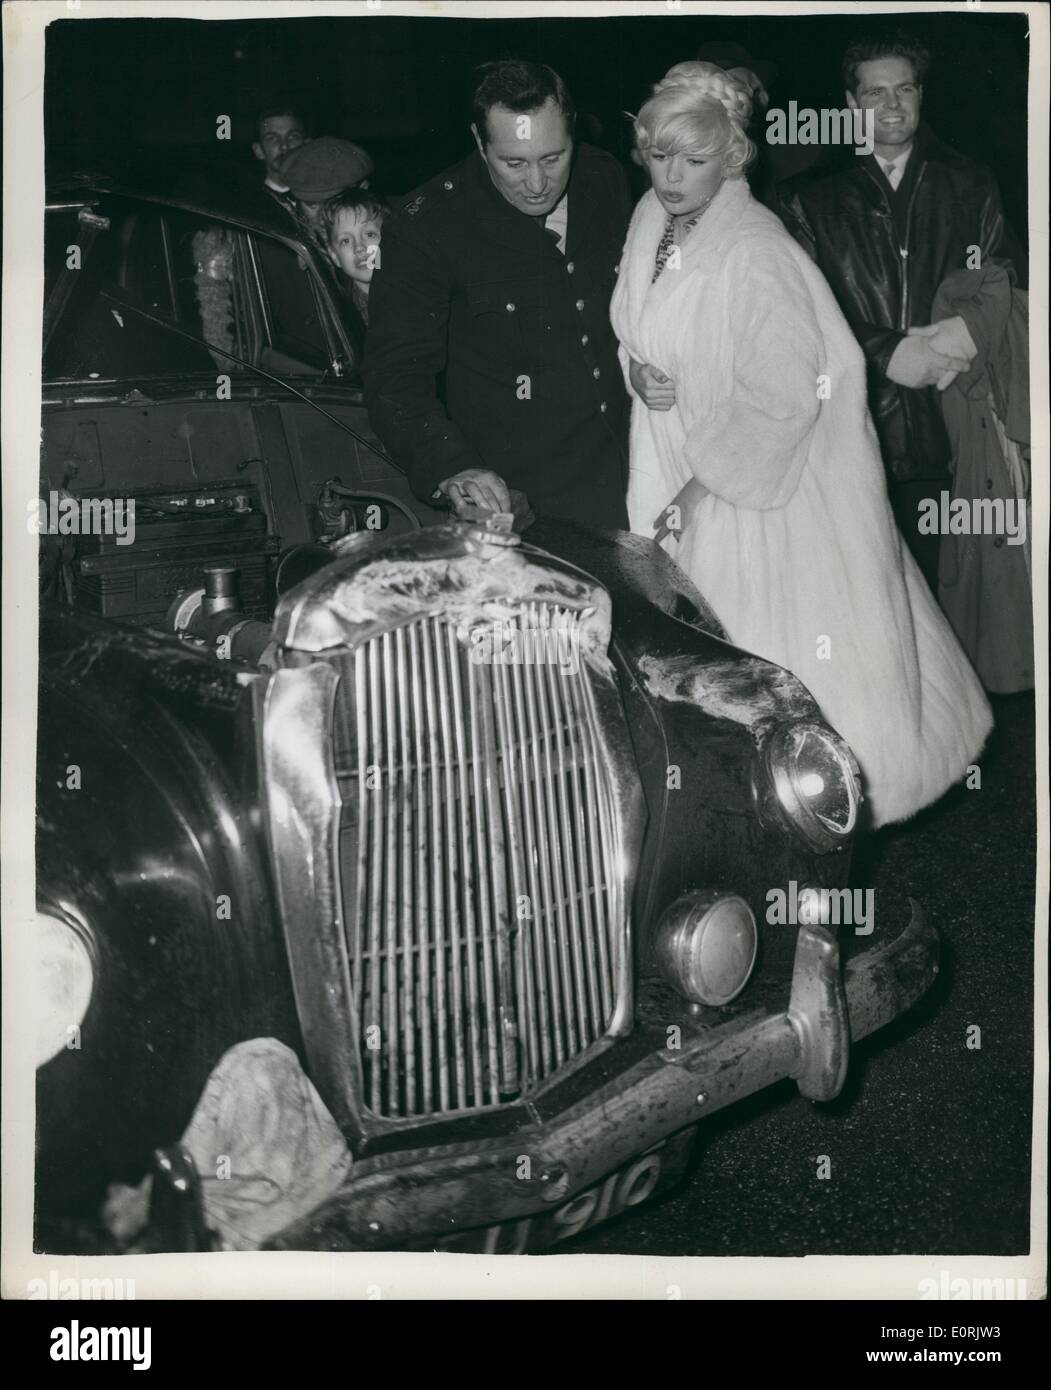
[45, 8, 1029, 238]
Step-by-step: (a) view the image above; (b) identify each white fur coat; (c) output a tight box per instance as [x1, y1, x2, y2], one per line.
[610, 178, 992, 827]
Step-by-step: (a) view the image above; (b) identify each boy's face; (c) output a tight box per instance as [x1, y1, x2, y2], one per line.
[327, 208, 383, 286]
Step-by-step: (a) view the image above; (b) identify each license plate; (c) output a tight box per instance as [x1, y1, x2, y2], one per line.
[434, 1131, 695, 1254]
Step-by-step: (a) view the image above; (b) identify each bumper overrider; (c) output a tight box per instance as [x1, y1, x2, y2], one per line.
[259, 903, 936, 1251]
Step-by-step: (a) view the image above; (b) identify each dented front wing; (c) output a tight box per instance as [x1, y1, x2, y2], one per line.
[262, 903, 938, 1252]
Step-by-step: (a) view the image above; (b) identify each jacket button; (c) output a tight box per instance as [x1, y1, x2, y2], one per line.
[443, 180, 454, 190]
[506, 303, 516, 312]
[566, 261, 575, 273]
[575, 299, 585, 311]
[599, 402, 608, 413]
[581, 334, 589, 345]
[593, 367, 601, 379]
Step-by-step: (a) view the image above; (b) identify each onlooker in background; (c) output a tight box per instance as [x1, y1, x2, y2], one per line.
[363, 60, 631, 530]
[322, 188, 388, 325]
[778, 30, 1017, 590]
[252, 104, 310, 216]
[277, 136, 374, 243]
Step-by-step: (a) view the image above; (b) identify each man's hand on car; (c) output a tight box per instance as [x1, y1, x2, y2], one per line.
[629, 358, 676, 411]
[887, 330, 973, 391]
[439, 468, 512, 516]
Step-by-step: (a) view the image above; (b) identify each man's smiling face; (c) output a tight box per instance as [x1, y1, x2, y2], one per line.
[472, 97, 574, 217]
[847, 56, 922, 160]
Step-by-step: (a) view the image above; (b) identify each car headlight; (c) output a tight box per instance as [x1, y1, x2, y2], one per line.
[764, 721, 861, 851]
[35, 906, 95, 1068]
[654, 890, 758, 1006]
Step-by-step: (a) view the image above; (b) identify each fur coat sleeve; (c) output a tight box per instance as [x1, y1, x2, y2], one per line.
[680, 236, 824, 511]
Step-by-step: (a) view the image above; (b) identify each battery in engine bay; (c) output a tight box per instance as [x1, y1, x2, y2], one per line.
[73, 482, 279, 628]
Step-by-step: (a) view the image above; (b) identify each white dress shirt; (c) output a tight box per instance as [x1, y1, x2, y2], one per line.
[877, 145, 913, 191]
[544, 194, 568, 253]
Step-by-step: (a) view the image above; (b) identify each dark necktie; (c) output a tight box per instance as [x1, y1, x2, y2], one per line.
[269, 187, 297, 214]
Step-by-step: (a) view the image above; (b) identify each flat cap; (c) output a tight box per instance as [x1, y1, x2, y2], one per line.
[277, 136, 374, 202]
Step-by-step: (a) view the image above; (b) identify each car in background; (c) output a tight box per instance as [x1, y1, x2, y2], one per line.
[41, 169, 435, 618]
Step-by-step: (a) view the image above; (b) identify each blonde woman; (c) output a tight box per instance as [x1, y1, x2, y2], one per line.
[611, 61, 991, 827]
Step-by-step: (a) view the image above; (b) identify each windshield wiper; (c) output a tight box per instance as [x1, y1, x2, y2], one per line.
[94, 288, 400, 473]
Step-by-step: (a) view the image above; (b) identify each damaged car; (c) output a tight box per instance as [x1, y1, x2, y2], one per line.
[34, 175, 939, 1254]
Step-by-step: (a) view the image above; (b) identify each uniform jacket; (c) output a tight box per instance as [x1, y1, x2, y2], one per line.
[778, 126, 1015, 483]
[362, 145, 631, 530]
[933, 265, 1032, 692]
[611, 177, 991, 827]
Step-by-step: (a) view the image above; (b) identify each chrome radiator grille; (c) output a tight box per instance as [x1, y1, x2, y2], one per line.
[329, 605, 623, 1118]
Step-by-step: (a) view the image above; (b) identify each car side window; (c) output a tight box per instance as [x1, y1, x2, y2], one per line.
[250, 234, 335, 375]
[43, 205, 216, 381]
[119, 210, 176, 318]
[44, 202, 355, 383]
[164, 209, 257, 370]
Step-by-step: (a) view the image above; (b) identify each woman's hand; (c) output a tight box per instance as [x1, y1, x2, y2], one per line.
[653, 478, 709, 542]
[629, 358, 676, 411]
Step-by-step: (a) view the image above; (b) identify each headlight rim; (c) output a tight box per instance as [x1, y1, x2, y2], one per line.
[654, 888, 759, 1008]
[34, 899, 97, 1069]
[763, 719, 862, 852]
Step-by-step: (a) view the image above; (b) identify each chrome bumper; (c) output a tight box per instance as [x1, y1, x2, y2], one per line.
[266, 902, 938, 1251]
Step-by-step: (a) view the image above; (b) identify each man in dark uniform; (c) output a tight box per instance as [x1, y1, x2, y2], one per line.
[362, 61, 632, 530]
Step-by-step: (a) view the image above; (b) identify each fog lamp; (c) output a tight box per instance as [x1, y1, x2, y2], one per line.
[765, 721, 861, 851]
[654, 890, 758, 1007]
[35, 907, 95, 1068]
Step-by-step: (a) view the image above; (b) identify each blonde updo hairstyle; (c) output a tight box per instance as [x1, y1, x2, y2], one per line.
[632, 60, 756, 177]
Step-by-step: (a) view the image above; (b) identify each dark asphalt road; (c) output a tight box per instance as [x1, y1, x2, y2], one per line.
[560, 692, 1037, 1258]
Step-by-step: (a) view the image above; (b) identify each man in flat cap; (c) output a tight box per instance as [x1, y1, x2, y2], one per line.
[363, 60, 631, 530]
[277, 136, 374, 243]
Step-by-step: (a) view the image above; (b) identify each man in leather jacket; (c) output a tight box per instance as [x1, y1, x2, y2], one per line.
[363, 61, 631, 531]
[778, 32, 1016, 587]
